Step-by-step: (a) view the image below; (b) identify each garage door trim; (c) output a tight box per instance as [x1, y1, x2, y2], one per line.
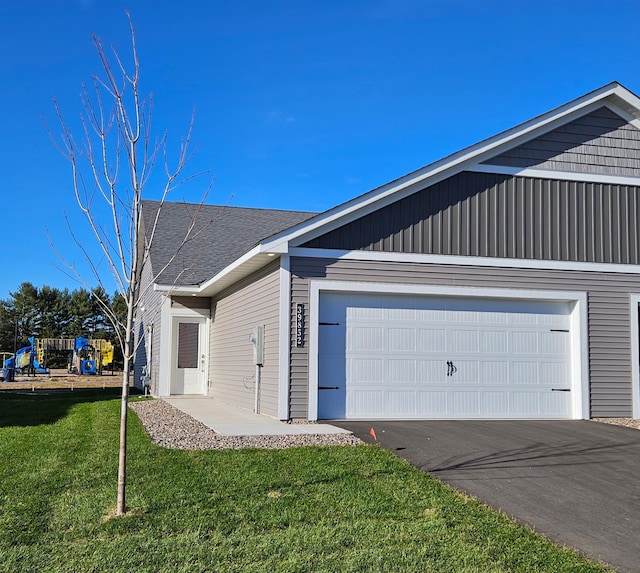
[308, 281, 589, 421]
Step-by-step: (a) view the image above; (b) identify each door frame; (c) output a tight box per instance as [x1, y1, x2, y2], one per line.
[158, 296, 210, 397]
[308, 280, 589, 421]
[629, 294, 640, 418]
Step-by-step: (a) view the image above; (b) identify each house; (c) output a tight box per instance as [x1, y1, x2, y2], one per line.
[135, 81, 640, 422]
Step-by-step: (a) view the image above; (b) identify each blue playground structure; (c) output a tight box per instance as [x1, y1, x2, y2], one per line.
[69, 337, 97, 375]
[0, 337, 49, 381]
[0, 336, 114, 381]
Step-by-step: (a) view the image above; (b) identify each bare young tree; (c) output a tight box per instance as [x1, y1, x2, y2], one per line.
[46, 13, 211, 516]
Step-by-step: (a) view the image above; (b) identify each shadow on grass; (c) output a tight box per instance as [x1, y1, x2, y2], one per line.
[0, 388, 142, 428]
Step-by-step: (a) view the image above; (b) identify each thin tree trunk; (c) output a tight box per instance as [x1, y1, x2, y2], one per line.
[116, 293, 135, 516]
[116, 363, 129, 515]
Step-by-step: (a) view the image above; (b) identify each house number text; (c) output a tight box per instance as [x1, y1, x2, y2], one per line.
[296, 304, 305, 347]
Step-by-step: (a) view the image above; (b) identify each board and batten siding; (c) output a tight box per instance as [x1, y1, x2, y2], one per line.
[209, 260, 281, 417]
[302, 171, 640, 266]
[289, 257, 640, 419]
[483, 107, 640, 177]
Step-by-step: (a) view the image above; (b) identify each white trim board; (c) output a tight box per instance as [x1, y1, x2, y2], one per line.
[278, 254, 291, 420]
[630, 294, 640, 419]
[289, 247, 640, 275]
[307, 280, 589, 421]
[469, 164, 640, 187]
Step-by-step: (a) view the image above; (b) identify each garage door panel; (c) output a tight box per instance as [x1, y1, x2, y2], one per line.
[417, 391, 448, 415]
[448, 330, 480, 353]
[388, 359, 417, 383]
[511, 392, 540, 416]
[417, 360, 445, 383]
[511, 331, 539, 353]
[349, 326, 384, 351]
[511, 361, 539, 384]
[349, 390, 384, 417]
[481, 331, 510, 353]
[387, 328, 417, 351]
[388, 391, 417, 415]
[418, 329, 446, 352]
[540, 361, 570, 385]
[541, 392, 572, 415]
[349, 357, 384, 384]
[540, 331, 570, 354]
[416, 308, 447, 322]
[481, 361, 510, 383]
[317, 293, 574, 420]
[450, 360, 479, 383]
[451, 391, 480, 415]
[481, 392, 510, 415]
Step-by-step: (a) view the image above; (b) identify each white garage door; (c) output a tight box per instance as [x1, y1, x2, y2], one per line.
[317, 292, 573, 420]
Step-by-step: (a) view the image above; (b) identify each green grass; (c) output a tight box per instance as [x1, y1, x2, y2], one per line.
[0, 391, 611, 573]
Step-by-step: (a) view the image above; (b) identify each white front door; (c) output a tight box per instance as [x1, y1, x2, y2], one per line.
[171, 318, 206, 395]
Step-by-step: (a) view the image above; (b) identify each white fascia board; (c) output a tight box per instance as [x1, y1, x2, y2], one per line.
[289, 247, 640, 276]
[197, 245, 263, 294]
[154, 245, 267, 297]
[154, 283, 200, 295]
[468, 164, 640, 187]
[263, 84, 639, 251]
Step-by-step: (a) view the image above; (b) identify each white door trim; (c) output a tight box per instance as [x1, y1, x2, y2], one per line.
[308, 280, 589, 421]
[630, 294, 640, 419]
[158, 297, 210, 397]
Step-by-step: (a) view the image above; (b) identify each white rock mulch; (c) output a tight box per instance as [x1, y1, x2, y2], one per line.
[592, 418, 640, 430]
[129, 398, 362, 450]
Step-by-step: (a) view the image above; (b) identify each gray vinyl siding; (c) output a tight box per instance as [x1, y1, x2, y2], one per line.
[209, 260, 281, 417]
[288, 256, 640, 419]
[134, 258, 163, 394]
[483, 107, 640, 177]
[302, 172, 640, 265]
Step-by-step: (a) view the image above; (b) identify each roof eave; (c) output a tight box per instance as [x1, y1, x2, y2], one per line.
[154, 245, 280, 298]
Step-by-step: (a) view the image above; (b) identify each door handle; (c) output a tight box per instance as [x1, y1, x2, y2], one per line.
[446, 361, 457, 376]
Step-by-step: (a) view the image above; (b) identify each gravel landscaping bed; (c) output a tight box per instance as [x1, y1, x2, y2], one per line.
[129, 398, 362, 450]
[593, 417, 640, 430]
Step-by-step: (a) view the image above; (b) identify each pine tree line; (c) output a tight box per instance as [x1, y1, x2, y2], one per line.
[0, 282, 127, 368]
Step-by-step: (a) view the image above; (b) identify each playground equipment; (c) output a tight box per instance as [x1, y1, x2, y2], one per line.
[0, 337, 114, 380]
[0, 352, 15, 381]
[0, 337, 49, 380]
[66, 337, 114, 375]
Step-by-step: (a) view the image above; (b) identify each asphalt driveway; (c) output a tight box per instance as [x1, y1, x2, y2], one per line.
[336, 420, 640, 572]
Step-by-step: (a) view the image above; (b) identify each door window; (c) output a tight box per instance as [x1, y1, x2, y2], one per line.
[177, 322, 199, 369]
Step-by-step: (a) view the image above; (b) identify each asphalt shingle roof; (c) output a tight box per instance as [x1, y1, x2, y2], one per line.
[141, 200, 316, 286]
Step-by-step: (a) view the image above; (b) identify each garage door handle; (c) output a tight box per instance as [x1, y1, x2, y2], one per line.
[446, 361, 457, 376]
[551, 388, 571, 392]
[319, 386, 339, 390]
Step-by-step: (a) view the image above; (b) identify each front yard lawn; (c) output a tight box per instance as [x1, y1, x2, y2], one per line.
[0, 391, 611, 572]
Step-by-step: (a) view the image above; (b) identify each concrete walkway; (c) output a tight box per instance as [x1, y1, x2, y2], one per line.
[163, 396, 350, 437]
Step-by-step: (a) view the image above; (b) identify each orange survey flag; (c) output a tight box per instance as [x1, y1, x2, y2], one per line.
[369, 427, 377, 441]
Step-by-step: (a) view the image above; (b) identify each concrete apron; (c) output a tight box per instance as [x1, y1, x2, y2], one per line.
[162, 396, 350, 437]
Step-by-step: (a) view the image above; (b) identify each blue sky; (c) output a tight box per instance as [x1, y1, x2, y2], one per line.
[2, 0, 640, 300]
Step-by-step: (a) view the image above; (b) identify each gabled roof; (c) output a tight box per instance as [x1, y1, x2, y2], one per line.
[155, 82, 640, 297]
[260, 81, 640, 252]
[142, 200, 315, 287]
